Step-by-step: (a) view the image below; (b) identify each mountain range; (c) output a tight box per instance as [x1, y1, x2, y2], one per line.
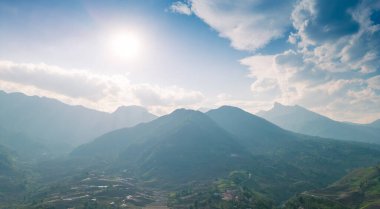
[72, 106, 380, 202]
[257, 102, 380, 144]
[0, 90, 157, 154]
[1, 91, 380, 207]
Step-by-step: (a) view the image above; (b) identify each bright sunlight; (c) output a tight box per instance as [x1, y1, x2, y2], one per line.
[108, 30, 142, 61]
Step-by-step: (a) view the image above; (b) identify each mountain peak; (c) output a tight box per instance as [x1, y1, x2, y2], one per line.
[273, 102, 284, 108]
[214, 105, 251, 114]
[207, 105, 286, 133]
[369, 119, 380, 127]
[272, 102, 303, 110]
[172, 108, 198, 114]
[112, 105, 148, 114]
[168, 108, 207, 121]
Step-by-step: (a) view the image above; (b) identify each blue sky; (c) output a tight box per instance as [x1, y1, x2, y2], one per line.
[0, 0, 379, 123]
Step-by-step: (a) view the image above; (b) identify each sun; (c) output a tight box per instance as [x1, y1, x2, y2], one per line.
[108, 31, 142, 61]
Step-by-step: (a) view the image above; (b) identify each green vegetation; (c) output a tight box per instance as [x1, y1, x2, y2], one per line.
[0, 145, 26, 204]
[284, 194, 349, 209]
[284, 165, 380, 209]
[168, 170, 275, 209]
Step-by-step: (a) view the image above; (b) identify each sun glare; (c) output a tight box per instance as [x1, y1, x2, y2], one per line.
[108, 31, 142, 61]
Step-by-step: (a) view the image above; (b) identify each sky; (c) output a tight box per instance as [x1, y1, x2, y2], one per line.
[0, 0, 379, 123]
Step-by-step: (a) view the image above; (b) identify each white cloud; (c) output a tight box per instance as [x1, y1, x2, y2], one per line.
[132, 84, 204, 106]
[240, 55, 277, 79]
[187, 0, 295, 51]
[240, 47, 380, 122]
[0, 60, 205, 115]
[169, 0, 380, 122]
[236, 0, 380, 122]
[170, 1, 192, 15]
[368, 75, 380, 90]
[0, 60, 111, 100]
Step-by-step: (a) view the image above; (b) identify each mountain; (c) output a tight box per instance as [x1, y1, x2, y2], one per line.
[284, 164, 380, 209]
[206, 106, 297, 154]
[0, 126, 49, 160]
[73, 106, 380, 203]
[72, 109, 252, 184]
[206, 106, 380, 201]
[369, 119, 380, 128]
[0, 91, 157, 150]
[0, 145, 13, 174]
[257, 102, 380, 144]
[0, 145, 25, 202]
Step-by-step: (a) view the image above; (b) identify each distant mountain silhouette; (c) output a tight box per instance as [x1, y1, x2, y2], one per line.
[257, 102, 380, 144]
[369, 119, 380, 128]
[0, 91, 157, 151]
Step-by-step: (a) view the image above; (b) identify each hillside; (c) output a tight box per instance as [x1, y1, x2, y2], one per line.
[284, 165, 380, 209]
[206, 106, 296, 154]
[0, 126, 50, 160]
[257, 103, 380, 144]
[0, 91, 157, 150]
[0, 145, 25, 203]
[72, 109, 253, 185]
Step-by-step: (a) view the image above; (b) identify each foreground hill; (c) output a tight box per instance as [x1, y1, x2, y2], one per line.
[72, 106, 380, 203]
[72, 109, 253, 184]
[0, 91, 157, 151]
[285, 165, 380, 209]
[0, 145, 25, 203]
[257, 103, 380, 144]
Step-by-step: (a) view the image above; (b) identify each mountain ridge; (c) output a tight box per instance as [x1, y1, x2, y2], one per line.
[72, 108, 253, 184]
[257, 103, 380, 144]
[0, 90, 157, 150]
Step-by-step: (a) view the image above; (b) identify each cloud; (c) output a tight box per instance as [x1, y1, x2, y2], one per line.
[170, 1, 192, 15]
[291, 0, 360, 44]
[0, 60, 112, 100]
[241, 50, 380, 122]
[0, 60, 205, 114]
[132, 84, 204, 106]
[174, 0, 295, 51]
[368, 75, 380, 90]
[169, 0, 379, 122]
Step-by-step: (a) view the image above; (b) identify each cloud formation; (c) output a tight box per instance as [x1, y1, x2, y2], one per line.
[172, 0, 380, 122]
[0, 60, 205, 114]
[170, 1, 192, 15]
[189, 0, 295, 51]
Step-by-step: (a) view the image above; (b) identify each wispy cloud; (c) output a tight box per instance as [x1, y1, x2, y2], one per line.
[184, 0, 295, 51]
[0, 60, 205, 115]
[169, 1, 192, 15]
